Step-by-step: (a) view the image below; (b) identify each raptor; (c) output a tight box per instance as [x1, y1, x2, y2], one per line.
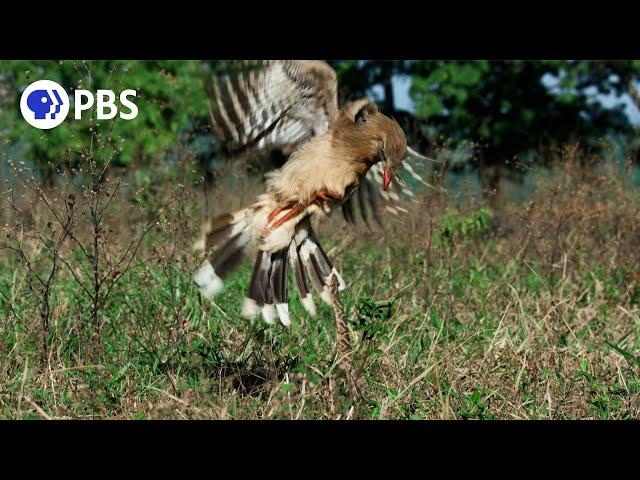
[194, 60, 431, 327]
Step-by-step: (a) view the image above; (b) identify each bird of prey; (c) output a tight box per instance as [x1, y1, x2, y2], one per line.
[194, 60, 430, 326]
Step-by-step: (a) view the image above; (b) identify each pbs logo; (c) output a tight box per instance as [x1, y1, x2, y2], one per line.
[20, 80, 70, 129]
[20, 79, 139, 130]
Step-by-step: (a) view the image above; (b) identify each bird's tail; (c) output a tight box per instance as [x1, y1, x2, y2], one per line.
[241, 217, 346, 326]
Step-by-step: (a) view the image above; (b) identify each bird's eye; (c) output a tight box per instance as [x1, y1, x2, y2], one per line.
[355, 103, 376, 123]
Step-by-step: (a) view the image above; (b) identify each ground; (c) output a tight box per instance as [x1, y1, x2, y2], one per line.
[1, 158, 639, 419]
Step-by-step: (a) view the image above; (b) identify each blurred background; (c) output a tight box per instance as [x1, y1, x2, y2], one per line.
[2, 60, 640, 205]
[1, 61, 640, 419]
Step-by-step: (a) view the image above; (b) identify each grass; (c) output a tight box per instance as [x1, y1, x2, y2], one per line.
[1, 155, 640, 419]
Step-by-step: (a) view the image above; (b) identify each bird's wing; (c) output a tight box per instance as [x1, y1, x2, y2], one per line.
[244, 216, 346, 325]
[206, 60, 338, 156]
[341, 156, 435, 228]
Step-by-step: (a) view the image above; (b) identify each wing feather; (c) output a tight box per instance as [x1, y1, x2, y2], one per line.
[342, 157, 433, 228]
[207, 60, 338, 157]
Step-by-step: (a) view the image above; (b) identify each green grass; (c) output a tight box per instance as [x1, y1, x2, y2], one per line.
[1, 164, 640, 419]
[2, 233, 640, 419]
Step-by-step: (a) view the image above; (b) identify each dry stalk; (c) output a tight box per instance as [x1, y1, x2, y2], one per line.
[329, 274, 362, 400]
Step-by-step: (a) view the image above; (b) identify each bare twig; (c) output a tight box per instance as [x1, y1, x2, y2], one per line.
[329, 274, 361, 399]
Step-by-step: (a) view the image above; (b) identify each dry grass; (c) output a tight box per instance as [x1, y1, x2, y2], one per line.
[0, 149, 639, 419]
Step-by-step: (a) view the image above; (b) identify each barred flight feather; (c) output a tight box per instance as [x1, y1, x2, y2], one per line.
[340, 157, 431, 229]
[206, 60, 337, 158]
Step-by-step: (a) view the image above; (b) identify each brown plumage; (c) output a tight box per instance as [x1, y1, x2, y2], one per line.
[194, 60, 431, 325]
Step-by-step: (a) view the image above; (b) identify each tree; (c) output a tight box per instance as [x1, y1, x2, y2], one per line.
[4, 60, 639, 201]
[0, 60, 213, 185]
[330, 60, 411, 114]
[408, 61, 638, 206]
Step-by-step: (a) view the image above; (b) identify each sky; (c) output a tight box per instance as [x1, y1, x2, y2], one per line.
[587, 87, 640, 125]
[368, 75, 415, 112]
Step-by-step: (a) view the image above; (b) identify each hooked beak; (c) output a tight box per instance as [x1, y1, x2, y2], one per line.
[383, 167, 392, 191]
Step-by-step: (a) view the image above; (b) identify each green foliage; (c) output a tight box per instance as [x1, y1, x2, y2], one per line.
[604, 341, 640, 368]
[572, 358, 635, 419]
[412, 61, 489, 120]
[0, 60, 213, 178]
[435, 208, 492, 248]
[408, 60, 640, 164]
[579, 264, 624, 305]
[455, 388, 495, 420]
[354, 296, 395, 341]
[3, 59, 640, 183]
[2, 210, 640, 418]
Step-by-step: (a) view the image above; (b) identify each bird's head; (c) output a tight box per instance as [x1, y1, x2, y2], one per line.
[336, 99, 408, 191]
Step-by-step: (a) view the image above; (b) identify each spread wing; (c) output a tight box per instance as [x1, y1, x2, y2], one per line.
[341, 155, 436, 228]
[206, 60, 338, 157]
